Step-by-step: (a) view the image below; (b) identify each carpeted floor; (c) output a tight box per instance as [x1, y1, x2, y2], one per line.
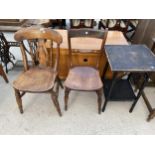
[0, 67, 155, 135]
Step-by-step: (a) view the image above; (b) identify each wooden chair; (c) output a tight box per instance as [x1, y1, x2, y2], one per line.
[13, 27, 63, 116]
[0, 32, 19, 73]
[98, 19, 129, 38]
[99, 19, 129, 31]
[0, 64, 9, 83]
[126, 19, 139, 41]
[70, 19, 94, 29]
[64, 28, 108, 114]
[21, 19, 51, 28]
[50, 19, 66, 29]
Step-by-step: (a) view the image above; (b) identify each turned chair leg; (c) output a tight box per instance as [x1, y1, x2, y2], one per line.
[0, 64, 9, 83]
[64, 87, 71, 111]
[96, 88, 103, 114]
[51, 91, 62, 116]
[14, 88, 23, 114]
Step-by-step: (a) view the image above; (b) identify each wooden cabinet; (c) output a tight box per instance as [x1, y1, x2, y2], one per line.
[53, 49, 107, 79]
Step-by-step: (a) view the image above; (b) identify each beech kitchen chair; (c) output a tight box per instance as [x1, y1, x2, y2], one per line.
[64, 28, 108, 114]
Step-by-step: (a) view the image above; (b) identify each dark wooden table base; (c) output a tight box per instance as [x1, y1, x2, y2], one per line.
[142, 91, 155, 122]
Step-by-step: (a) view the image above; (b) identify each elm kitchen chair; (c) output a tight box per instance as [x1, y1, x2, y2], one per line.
[64, 28, 108, 114]
[13, 27, 63, 116]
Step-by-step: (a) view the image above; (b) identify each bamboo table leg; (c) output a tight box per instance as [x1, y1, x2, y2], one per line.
[143, 38, 155, 121]
[142, 90, 155, 122]
[102, 72, 118, 112]
[129, 73, 149, 113]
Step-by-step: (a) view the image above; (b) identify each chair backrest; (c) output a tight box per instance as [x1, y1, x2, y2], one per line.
[70, 19, 94, 28]
[14, 27, 63, 72]
[101, 19, 129, 32]
[68, 28, 108, 68]
[0, 32, 9, 49]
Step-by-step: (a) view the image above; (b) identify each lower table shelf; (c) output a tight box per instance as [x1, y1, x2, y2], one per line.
[103, 79, 136, 101]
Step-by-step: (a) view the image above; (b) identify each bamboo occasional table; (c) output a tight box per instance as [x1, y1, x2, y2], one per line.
[102, 45, 155, 118]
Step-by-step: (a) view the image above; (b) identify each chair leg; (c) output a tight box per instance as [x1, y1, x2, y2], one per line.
[3, 55, 8, 73]
[57, 77, 64, 89]
[0, 64, 9, 83]
[96, 88, 103, 114]
[51, 91, 62, 116]
[14, 88, 23, 114]
[64, 87, 71, 111]
[98, 21, 102, 29]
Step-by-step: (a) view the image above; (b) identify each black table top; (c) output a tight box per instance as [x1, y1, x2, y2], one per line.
[105, 45, 155, 72]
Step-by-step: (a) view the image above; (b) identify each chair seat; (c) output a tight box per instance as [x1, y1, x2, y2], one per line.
[64, 66, 103, 90]
[13, 67, 57, 92]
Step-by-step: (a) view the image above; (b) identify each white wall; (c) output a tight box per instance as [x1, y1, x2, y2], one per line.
[4, 32, 23, 61]
[4, 32, 31, 61]
[3, 19, 101, 61]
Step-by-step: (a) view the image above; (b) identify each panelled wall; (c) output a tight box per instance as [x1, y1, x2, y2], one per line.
[133, 19, 155, 50]
[133, 19, 155, 82]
